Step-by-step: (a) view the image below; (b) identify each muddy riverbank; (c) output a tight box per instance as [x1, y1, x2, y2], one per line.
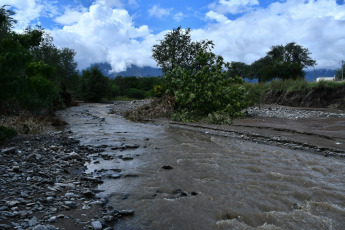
[1, 101, 345, 229]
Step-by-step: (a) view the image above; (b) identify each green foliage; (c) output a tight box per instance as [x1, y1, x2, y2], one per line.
[80, 66, 110, 102]
[152, 27, 255, 123]
[227, 61, 250, 79]
[269, 78, 310, 94]
[153, 85, 163, 96]
[152, 27, 214, 75]
[110, 76, 163, 100]
[0, 125, 17, 143]
[335, 63, 344, 81]
[249, 42, 316, 82]
[0, 6, 79, 113]
[167, 51, 252, 122]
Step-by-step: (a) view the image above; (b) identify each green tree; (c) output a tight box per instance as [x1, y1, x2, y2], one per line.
[152, 27, 214, 75]
[227, 61, 250, 79]
[267, 42, 316, 80]
[80, 66, 110, 102]
[335, 62, 344, 81]
[152, 27, 253, 123]
[30, 28, 79, 94]
[249, 56, 276, 83]
[0, 5, 16, 41]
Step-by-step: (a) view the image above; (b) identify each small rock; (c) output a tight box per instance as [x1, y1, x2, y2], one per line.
[0, 224, 11, 229]
[120, 156, 134, 161]
[82, 189, 95, 198]
[48, 216, 57, 223]
[118, 210, 134, 216]
[162, 165, 173, 170]
[91, 220, 103, 229]
[1, 147, 17, 154]
[28, 216, 38, 227]
[107, 173, 121, 179]
[124, 144, 139, 149]
[64, 201, 77, 209]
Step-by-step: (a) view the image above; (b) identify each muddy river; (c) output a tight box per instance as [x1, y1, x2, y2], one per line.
[57, 103, 345, 230]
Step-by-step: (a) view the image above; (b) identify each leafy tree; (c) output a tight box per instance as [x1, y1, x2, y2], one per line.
[80, 66, 110, 102]
[248, 56, 276, 83]
[30, 28, 79, 94]
[335, 62, 344, 81]
[227, 61, 250, 79]
[170, 51, 250, 121]
[0, 5, 16, 41]
[248, 42, 316, 82]
[267, 42, 316, 80]
[152, 27, 254, 123]
[152, 27, 214, 75]
[22, 61, 58, 111]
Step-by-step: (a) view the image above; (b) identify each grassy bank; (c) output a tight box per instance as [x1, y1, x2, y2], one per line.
[258, 79, 345, 109]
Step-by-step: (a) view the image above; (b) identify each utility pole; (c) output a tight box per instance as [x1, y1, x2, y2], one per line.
[341, 60, 344, 81]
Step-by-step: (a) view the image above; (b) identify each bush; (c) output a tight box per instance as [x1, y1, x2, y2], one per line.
[0, 126, 17, 143]
[167, 52, 253, 122]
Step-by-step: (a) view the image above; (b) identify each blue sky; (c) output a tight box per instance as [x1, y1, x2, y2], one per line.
[4, 0, 345, 72]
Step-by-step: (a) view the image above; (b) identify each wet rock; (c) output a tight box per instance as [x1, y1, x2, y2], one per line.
[28, 216, 38, 226]
[1, 147, 17, 154]
[82, 189, 95, 198]
[119, 155, 134, 161]
[0, 224, 11, 229]
[118, 210, 134, 216]
[64, 201, 78, 209]
[124, 144, 139, 149]
[91, 220, 103, 229]
[162, 165, 173, 170]
[107, 173, 122, 179]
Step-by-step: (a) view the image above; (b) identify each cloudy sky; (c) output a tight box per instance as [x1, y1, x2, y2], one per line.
[4, 0, 345, 72]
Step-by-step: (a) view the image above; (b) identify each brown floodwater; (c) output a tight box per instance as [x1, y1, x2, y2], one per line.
[57, 103, 345, 230]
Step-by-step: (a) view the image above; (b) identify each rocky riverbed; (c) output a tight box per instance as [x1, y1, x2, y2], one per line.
[0, 132, 135, 230]
[1, 101, 344, 230]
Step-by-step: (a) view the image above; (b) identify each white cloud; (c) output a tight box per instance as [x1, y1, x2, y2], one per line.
[2, 0, 43, 30]
[95, 0, 124, 8]
[55, 7, 87, 25]
[206, 10, 229, 23]
[173, 12, 185, 22]
[51, 2, 157, 72]
[209, 0, 259, 15]
[148, 4, 172, 19]
[195, 0, 345, 69]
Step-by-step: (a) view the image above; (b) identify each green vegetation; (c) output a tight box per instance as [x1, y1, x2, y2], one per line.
[0, 5, 162, 115]
[0, 6, 76, 112]
[239, 42, 316, 82]
[2, 5, 342, 130]
[0, 126, 17, 143]
[152, 27, 255, 123]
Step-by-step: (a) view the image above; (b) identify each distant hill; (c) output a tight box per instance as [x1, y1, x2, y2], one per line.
[304, 69, 336, 82]
[90, 63, 162, 78]
[89, 63, 335, 82]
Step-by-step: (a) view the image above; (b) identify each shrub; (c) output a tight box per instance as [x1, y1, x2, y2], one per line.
[167, 52, 253, 122]
[0, 126, 17, 143]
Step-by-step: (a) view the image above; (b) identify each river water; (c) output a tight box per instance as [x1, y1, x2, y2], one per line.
[57, 103, 345, 230]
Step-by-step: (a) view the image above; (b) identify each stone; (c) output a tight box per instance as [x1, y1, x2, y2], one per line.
[118, 210, 134, 216]
[28, 216, 38, 227]
[82, 189, 95, 198]
[1, 147, 17, 154]
[91, 220, 103, 229]
[162, 165, 173, 170]
[107, 173, 121, 179]
[64, 201, 78, 209]
[0, 224, 11, 229]
[124, 144, 139, 149]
